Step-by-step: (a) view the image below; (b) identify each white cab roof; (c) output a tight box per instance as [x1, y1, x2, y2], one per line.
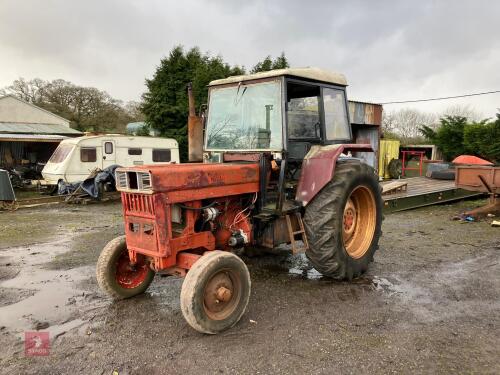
[209, 67, 347, 87]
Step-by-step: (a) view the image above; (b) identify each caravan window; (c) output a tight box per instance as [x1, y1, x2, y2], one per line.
[104, 142, 113, 154]
[81, 147, 97, 162]
[152, 149, 171, 162]
[49, 144, 73, 163]
[128, 148, 142, 155]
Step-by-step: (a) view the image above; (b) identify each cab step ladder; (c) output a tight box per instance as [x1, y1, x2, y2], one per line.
[285, 212, 309, 254]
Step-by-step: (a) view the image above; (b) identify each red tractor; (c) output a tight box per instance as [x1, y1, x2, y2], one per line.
[97, 68, 382, 334]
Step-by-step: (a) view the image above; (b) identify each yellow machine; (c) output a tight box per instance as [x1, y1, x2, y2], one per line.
[378, 139, 400, 179]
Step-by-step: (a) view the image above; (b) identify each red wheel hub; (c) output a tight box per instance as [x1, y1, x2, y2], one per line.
[343, 198, 357, 240]
[344, 210, 355, 230]
[115, 250, 149, 289]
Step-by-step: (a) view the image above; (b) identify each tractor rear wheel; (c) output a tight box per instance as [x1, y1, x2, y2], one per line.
[96, 236, 155, 299]
[304, 160, 382, 280]
[180, 251, 251, 334]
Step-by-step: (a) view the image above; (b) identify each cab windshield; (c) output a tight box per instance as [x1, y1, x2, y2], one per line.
[205, 80, 282, 150]
[48, 144, 74, 163]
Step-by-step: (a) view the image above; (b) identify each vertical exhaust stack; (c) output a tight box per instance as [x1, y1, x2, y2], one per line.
[187, 83, 204, 162]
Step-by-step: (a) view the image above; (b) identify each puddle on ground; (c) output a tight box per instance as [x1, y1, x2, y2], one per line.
[369, 275, 431, 301]
[249, 250, 385, 289]
[247, 250, 326, 280]
[285, 253, 324, 280]
[0, 238, 105, 335]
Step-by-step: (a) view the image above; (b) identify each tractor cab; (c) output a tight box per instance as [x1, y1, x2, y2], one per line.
[199, 68, 369, 213]
[204, 67, 351, 158]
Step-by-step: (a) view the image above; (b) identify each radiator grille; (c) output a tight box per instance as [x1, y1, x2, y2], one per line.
[123, 193, 155, 216]
[138, 172, 152, 191]
[115, 170, 153, 193]
[116, 171, 127, 190]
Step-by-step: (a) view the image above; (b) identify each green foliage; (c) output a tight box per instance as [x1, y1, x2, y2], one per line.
[251, 52, 289, 73]
[420, 115, 500, 162]
[419, 116, 466, 161]
[141, 46, 244, 160]
[419, 125, 436, 141]
[381, 130, 401, 141]
[435, 116, 468, 160]
[463, 115, 500, 162]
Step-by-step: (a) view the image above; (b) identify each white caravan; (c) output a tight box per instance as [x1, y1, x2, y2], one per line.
[42, 134, 179, 186]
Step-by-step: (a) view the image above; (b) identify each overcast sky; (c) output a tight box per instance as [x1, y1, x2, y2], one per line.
[1, 0, 499, 117]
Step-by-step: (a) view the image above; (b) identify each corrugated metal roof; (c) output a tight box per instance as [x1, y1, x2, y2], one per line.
[348, 101, 382, 126]
[0, 95, 71, 124]
[209, 67, 347, 87]
[0, 122, 81, 135]
[0, 133, 69, 142]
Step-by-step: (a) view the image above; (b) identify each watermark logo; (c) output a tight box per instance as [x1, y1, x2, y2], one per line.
[25, 331, 50, 356]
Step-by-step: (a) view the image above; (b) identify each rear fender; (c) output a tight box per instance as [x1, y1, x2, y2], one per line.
[295, 144, 373, 206]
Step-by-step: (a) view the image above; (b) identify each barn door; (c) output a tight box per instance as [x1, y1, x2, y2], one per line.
[102, 141, 116, 168]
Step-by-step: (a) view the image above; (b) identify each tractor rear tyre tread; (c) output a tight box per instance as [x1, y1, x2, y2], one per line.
[96, 235, 155, 300]
[180, 251, 251, 334]
[304, 160, 383, 280]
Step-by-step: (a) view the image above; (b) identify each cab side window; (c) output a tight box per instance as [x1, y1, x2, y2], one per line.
[323, 88, 350, 140]
[81, 147, 97, 162]
[287, 82, 321, 139]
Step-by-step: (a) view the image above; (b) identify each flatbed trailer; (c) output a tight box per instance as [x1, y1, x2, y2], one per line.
[381, 177, 482, 213]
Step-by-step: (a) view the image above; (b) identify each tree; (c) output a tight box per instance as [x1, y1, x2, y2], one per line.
[420, 116, 467, 160]
[251, 56, 273, 73]
[421, 114, 500, 162]
[141, 46, 244, 160]
[440, 104, 483, 123]
[251, 52, 290, 73]
[1, 78, 135, 133]
[124, 101, 146, 122]
[0, 77, 48, 103]
[382, 108, 436, 143]
[272, 52, 289, 70]
[463, 115, 500, 162]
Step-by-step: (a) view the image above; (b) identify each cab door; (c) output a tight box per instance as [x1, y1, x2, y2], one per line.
[102, 140, 116, 168]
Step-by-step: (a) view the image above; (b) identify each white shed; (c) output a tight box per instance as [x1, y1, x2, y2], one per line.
[0, 95, 81, 167]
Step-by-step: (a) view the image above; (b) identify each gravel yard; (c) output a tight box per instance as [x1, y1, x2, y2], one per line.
[0, 199, 499, 374]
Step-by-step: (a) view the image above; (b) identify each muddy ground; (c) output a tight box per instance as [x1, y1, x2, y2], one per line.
[0, 199, 499, 374]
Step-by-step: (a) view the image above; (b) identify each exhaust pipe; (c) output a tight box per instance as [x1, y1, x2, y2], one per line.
[187, 83, 203, 162]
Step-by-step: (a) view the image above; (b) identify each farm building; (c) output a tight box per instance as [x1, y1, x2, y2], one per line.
[348, 100, 383, 172]
[0, 95, 82, 169]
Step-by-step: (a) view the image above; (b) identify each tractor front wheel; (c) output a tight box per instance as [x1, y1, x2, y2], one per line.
[304, 160, 382, 280]
[180, 251, 251, 334]
[96, 236, 155, 299]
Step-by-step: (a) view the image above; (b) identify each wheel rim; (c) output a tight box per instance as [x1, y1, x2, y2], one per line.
[203, 269, 241, 321]
[342, 185, 377, 259]
[115, 250, 149, 289]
